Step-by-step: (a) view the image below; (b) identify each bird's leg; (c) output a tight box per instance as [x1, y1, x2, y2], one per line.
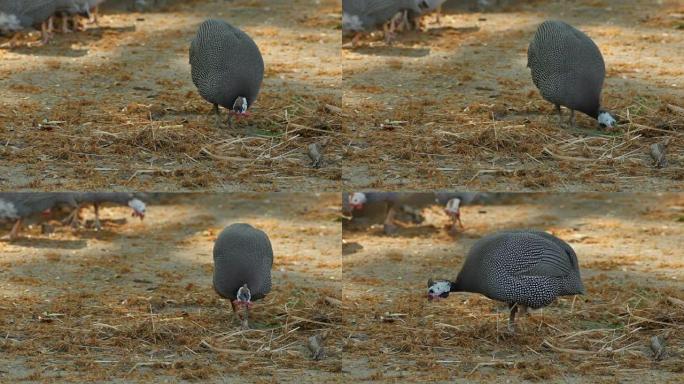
[436, 5, 442, 24]
[555, 104, 563, 127]
[383, 205, 398, 235]
[93, 203, 102, 230]
[30, 19, 52, 47]
[88, 6, 99, 25]
[508, 303, 519, 334]
[351, 32, 362, 47]
[241, 304, 250, 330]
[212, 104, 222, 129]
[456, 215, 464, 229]
[383, 22, 396, 45]
[226, 112, 234, 130]
[230, 300, 241, 322]
[569, 109, 576, 129]
[62, 204, 82, 227]
[61, 14, 71, 33]
[9, 219, 22, 241]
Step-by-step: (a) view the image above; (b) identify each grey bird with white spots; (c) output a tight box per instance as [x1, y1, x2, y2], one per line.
[0, 193, 78, 240]
[190, 19, 264, 129]
[0, 0, 58, 46]
[65, 192, 146, 230]
[527, 20, 617, 129]
[428, 230, 585, 333]
[343, 0, 421, 46]
[213, 223, 273, 329]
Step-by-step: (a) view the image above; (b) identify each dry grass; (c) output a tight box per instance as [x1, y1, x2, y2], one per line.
[0, 0, 342, 191]
[342, 193, 684, 381]
[342, 0, 683, 191]
[0, 193, 343, 382]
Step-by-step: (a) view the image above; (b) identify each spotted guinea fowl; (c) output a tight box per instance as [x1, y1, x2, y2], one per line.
[190, 19, 264, 130]
[65, 192, 146, 230]
[349, 192, 439, 234]
[343, 0, 421, 46]
[0, 0, 58, 47]
[0, 193, 78, 240]
[528, 20, 616, 129]
[54, 0, 104, 32]
[213, 223, 273, 329]
[427, 230, 585, 333]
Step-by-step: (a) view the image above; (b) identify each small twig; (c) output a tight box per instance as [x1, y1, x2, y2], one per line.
[542, 340, 595, 355]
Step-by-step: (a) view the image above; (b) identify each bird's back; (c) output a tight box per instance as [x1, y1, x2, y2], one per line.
[213, 223, 273, 301]
[456, 230, 583, 307]
[190, 19, 264, 109]
[528, 20, 605, 117]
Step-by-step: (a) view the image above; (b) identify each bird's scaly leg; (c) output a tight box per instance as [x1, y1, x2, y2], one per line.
[351, 32, 362, 47]
[212, 104, 222, 129]
[569, 109, 576, 129]
[93, 203, 102, 230]
[555, 105, 563, 127]
[508, 303, 519, 334]
[9, 218, 22, 241]
[383, 205, 398, 235]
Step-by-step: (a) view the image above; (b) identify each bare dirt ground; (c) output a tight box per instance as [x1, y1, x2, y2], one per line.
[342, 193, 684, 382]
[342, 0, 683, 191]
[0, 0, 341, 191]
[0, 193, 342, 382]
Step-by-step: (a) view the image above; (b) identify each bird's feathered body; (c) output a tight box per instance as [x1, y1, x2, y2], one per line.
[453, 230, 584, 308]
[190, 19, 264, 111]
[0, 193, 77, 220]
[528, 20, 606, 119]
[342, 0, 420, 33]
[0, 0, 57, 33]
[213, 223, 273, 302]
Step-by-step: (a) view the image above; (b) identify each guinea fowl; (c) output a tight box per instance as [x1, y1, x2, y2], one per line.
[402, 0, 448, 31]
[190, 19, 264, 129]
[349, 192, 439, 234]
[213, 223, 273, 329]
[0, 193, 78, 240]
[66, 192, 146, 230]
[443, 198, 463, 232]
[528, 20, 616, 129]
[428, 230, 585, 333]
[0, 0, 58, 47]
[342, 0, 421, 46]
[54, 0, 104, 32]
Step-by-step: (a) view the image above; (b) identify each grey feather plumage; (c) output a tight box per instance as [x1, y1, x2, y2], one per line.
[453, 230, 584, 309]
[213, 223, 273, 302]
[190, 19, 264, 114]
[528, 20, 607, 120]
[0, 193, 77, 220]
[0, 0, 57, 34]
[74, 192, 140, 205]
[342, 0, 420, 33]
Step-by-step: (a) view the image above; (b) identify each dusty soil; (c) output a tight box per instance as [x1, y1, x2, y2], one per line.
[342, 193, 684, 382]
[0, 193, 343, 382]
[342, 0, 683, 191]
[0, 0, 341, 191]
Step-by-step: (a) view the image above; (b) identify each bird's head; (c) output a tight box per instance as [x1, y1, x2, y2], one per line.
[443, 198, 461, 218]
[427, 278, 452, 301]
[233, 284, 252, 308]
[232, 97, 249, 116]
[128, 199, 146, 220]
[597, 110, 617, 128]
[349, 192, 367, 211]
